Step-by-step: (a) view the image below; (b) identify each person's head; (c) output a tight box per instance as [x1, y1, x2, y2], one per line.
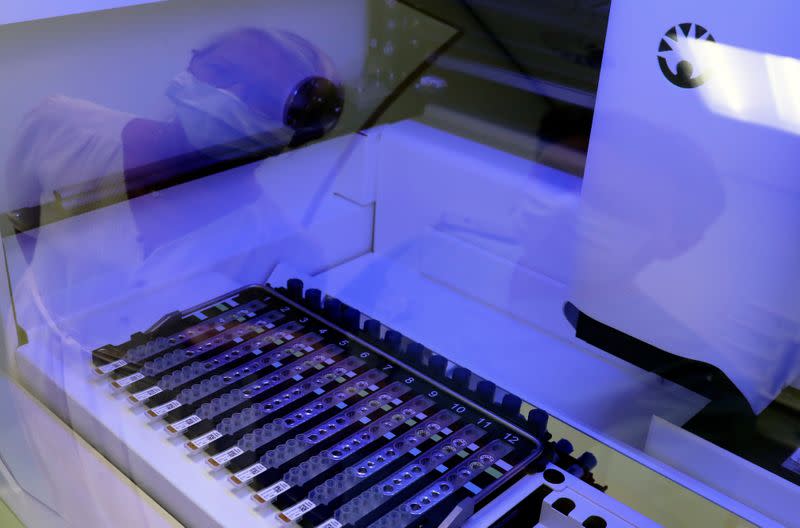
[168, 27, 344, 158]
[574, 112, 725, 288]
[189, 28, 339, 121]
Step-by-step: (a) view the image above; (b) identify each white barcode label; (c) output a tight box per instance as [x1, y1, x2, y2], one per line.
[130, 386, 162, 403]
[317, 519, 343, 528]
[232, 463, 267, 486]
[187, 430, 222, 450]
[254, 480, 291, 503]
[495, 459, 513, 472]
[112, 372, 144, 389]
[279, 500, 316, 522]
[148, 400, 182, 418]
[209, 446, 244, 467]
[166, 415, 201, 435]
[95, 359, 127, 376]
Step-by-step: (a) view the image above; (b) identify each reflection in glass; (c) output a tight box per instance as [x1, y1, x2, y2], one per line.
[5, 27, 343, 229]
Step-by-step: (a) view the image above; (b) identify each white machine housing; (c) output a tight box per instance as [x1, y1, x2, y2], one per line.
[0, 1, 798, 528]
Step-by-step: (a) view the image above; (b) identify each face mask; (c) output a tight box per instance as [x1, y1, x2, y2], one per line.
[166, 71, 293, 159]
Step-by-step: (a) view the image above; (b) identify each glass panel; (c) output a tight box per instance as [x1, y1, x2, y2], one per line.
[0, 1, 795, 527]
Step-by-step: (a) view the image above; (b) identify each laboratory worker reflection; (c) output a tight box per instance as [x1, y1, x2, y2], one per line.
[570, 111, 800, 417]
[6, 27, 344, 230]
[4, 28, 344, 341]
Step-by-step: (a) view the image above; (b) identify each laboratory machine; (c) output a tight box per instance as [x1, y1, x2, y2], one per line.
[0, 1, 797, 527]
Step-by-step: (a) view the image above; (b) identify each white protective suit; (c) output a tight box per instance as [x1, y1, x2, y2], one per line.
[4, 95, 133, 214]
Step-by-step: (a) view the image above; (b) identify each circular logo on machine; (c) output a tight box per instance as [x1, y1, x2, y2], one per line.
[658, 23, 716, 88]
